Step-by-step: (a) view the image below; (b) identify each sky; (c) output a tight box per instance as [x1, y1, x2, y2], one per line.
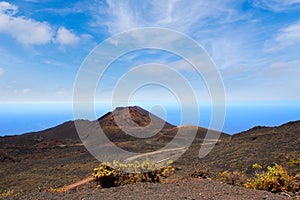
[0, 0, 300, 105]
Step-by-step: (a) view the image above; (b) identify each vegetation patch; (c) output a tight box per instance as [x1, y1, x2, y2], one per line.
[287, 153, 300, 166]
[92, 160, 175, 188]
[244, 163, 299, 193]
[218, 170, 247, 186]
[0, 190, 21, 199]
[218, 163, 300, 194]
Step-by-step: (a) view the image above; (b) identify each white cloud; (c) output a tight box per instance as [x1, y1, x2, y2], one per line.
[0, 67, 4, 75]
[0, 1, 17, 15]
[0, 2, 80, 46]
[104, 0, 138, 34]
[275, 21, 300, 45]
[54, 27, 80, 45]
[204, 28, 264, 71]
[0, 1, 53, 45]
[99, 0, 242, 35]
[266, 21, 300, 51]
[250, 0, 300, 11]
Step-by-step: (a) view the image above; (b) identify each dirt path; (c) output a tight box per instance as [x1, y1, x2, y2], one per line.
[57, 177, 93, 192]
[125, 146, 188, 162]
[125, 139, 219, 162]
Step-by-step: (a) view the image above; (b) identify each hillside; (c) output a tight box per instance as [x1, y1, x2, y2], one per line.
[174, 120, 300, 179]
[0, 106, 299, 198]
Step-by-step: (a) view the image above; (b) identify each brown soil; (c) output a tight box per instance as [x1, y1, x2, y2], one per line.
[16, 178, 289, 200]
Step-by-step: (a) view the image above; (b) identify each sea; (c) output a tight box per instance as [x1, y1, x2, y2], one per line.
[1, 101, 300, 136]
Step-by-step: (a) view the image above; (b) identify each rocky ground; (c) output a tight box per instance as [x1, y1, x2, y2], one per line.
[15, 178, 291, 200]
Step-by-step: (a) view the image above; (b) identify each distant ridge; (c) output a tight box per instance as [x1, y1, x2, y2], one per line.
[240, 120, 300, 133]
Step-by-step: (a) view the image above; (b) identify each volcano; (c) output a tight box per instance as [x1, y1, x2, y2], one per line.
[98, 106, 174, 129]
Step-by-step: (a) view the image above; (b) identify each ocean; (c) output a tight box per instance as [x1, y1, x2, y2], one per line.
[1, 101, 300, 136]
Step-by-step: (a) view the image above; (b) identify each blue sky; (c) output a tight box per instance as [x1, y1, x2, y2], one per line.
[0, 0, 300, 104]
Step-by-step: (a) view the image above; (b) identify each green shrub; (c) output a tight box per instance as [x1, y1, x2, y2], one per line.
[243, 163, 299, 193]
[92, 160, 175, 188]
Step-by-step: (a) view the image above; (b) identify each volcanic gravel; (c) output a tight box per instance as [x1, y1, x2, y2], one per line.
[16, 178, 292, 200]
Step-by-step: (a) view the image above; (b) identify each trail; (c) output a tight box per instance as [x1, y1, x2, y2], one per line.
[125, 146, 187, 162]
[56, 177, 93, 192]
[126, 138, 219, 162]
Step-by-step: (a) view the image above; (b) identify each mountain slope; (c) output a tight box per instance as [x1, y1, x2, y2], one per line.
[196, 120, 300, 176]
[0, 106, 299, 194]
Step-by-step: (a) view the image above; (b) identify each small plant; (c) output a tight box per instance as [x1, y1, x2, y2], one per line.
[218, 170, 247, 186]
[0, 190, 21, 199]
[92, 162, 125, 188]
[1, 190, 12, 199]
[243, 163, 299, 193]
[191, 168, 210, 179]
[287, 157, 300, 166]
[92, 160, 175, 188]
[287, 151, 300, 166]
[252, 163, 262, 170]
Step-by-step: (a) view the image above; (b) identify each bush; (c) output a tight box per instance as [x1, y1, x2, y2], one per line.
[92, 160, 175, 188]
[191, 168, 210, 179]
[243, 163, 299, 193]
[218, 170, 247, 186]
